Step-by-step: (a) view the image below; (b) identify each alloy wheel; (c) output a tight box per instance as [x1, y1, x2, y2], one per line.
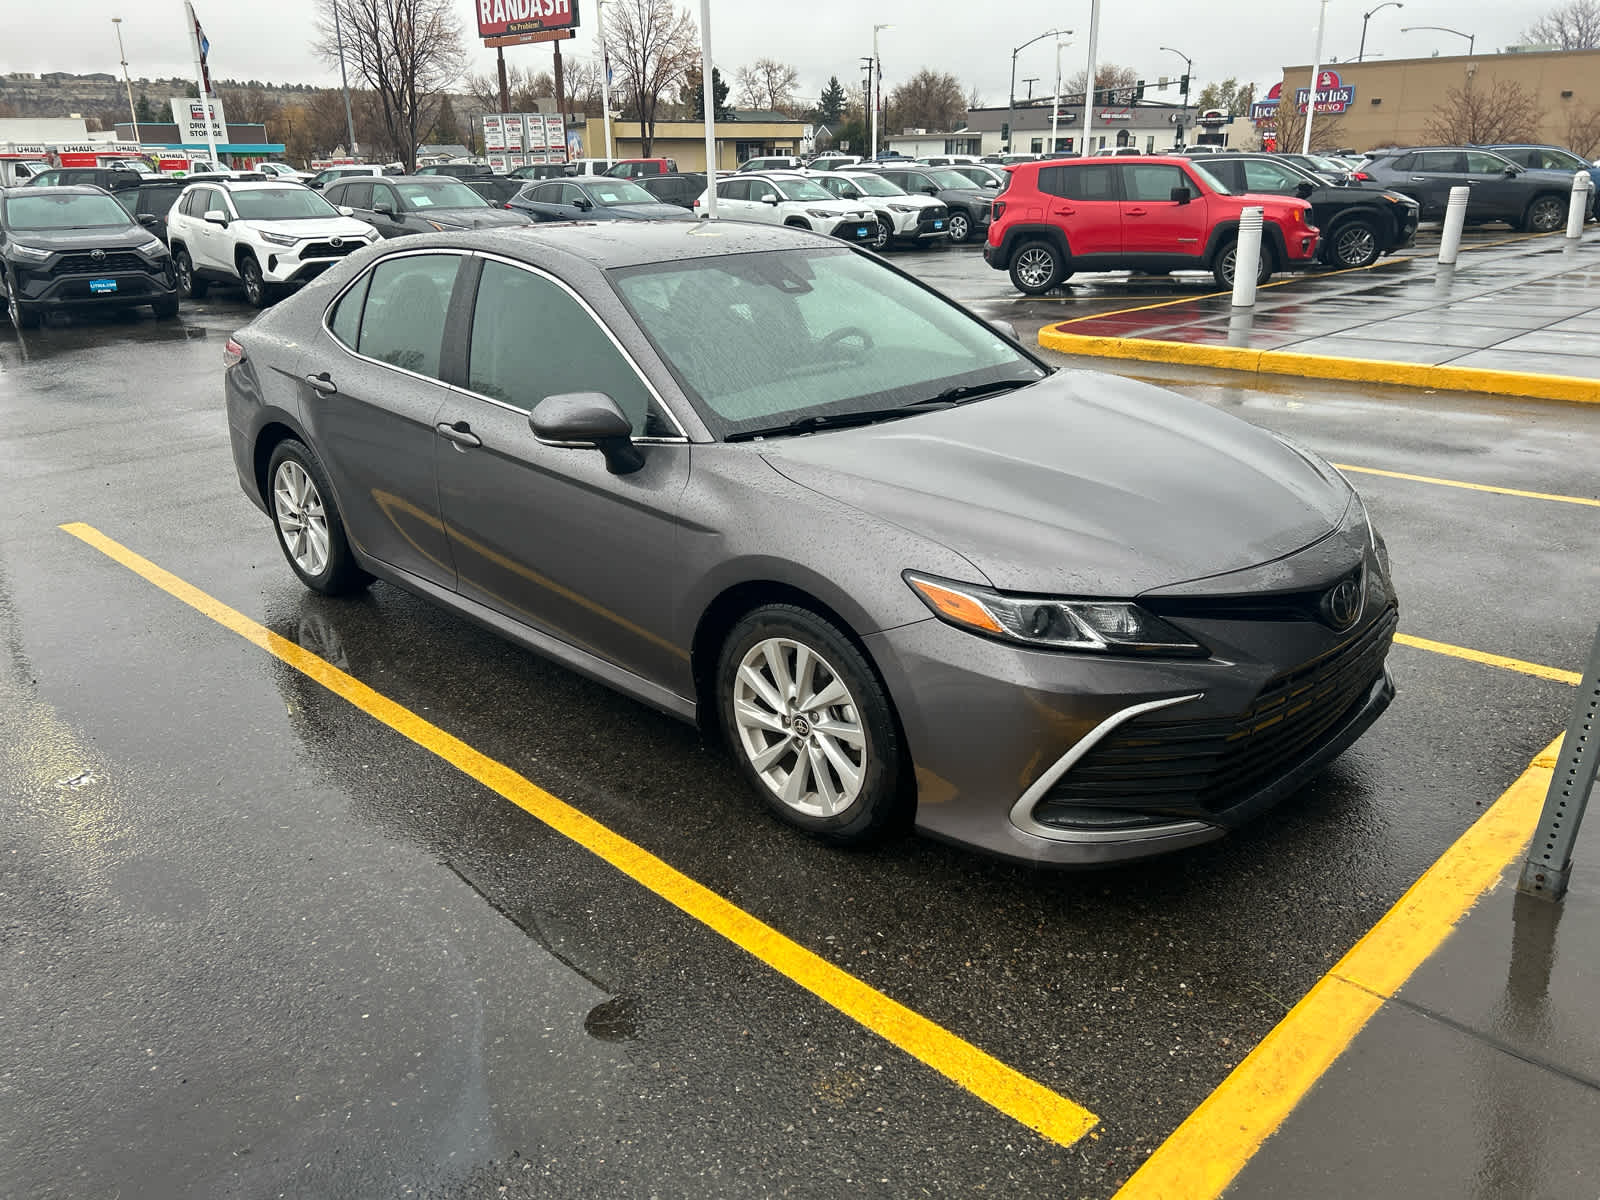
[731, 637, 867, 819]
[242, 257, 265, 306]
[272, 459, 330, 578]
[1335, 224, 1378, 267]
[1528, 197, 1565, 233]
[1015, 246, 1057, 290]
[871, 216, 891, 251]
[947, 212, 969, 242]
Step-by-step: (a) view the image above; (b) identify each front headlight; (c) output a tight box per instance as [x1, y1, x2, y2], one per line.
[904, 573, 1207, 656]
[258, 230, 299, 246]
[889, 203, 917, 212]
[136, 237, 165, 255]
[424, 219, 462, 231]
[6, 242, 52, 264]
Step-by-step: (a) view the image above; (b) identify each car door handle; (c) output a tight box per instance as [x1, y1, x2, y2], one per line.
[436, 420, 481, 448]
[1053, 206, 1076, 216]
[1126, 207, 1149, 216]
[305, 372, 337, 395]
[1410, 176, 1429, 182]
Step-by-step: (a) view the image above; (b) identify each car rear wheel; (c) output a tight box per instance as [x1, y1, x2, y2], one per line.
[1009, 239, 1066, 295]
[718, 605, 907, 845]
[1213, 237, 1274, 289]
[946, 210, 971, 243]
[174, 249, 207, 299]
[239, 252, 273, 309]
[1524, 194, 1567, 234]
[267, 439, 373, 596]
[1330, 217, 1381, 268]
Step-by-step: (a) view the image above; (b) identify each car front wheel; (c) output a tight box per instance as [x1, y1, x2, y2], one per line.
[718, 605, 907, 845]
[946, 210, 971, 243]
[1330, 217, 1381, 268]
[267, 439, 373, 596]
[1009, 239, 1067, 294]
[870, 213, 893, 250]
[239, 252, 273, 309]
[1213, 237, 1274, 289]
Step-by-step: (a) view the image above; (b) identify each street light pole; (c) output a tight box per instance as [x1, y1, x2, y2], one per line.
[1006, 28, 1067, 156]
[700, 0, 717, 211]
[596, 0, 614, 158]
[871, 24, 891, 159]
[1051, 39, 1063, 155]
[1401, 25, 1475, 54]
[1302, 0, 1330, 154]
[1081, 0, 1101, 157]
[111, 18, 139, 144]
[1358, 2, 1403, 62]
[333, 1, 358, 159]
[1159, 45, 1192, 147]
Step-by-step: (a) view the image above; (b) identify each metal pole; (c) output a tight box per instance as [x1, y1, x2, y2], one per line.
[1359, 14, 1370, 61]
[1007, 51, 1017, 154]
[334, 1, 358, 157]
[596, 0, 614, 159]
[1438, 185, 1469, 264]
[183, 1, 221, 169]
[1081, 0, 1101, 157]
[553, 39, 566, 134]
[699, 0, 717, 215]
[112, 19, 139, 145]
[1050, 41, 1061, 155]
[871, 25, 881, 159]
[497, 47, 510, 115]
[1303, 0, 1329, 154]
[1517, 622, 1600, 901]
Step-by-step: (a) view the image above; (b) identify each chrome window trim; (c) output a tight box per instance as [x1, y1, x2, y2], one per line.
[317, 246, 472, 389]
[1009, 693, 1211, 844]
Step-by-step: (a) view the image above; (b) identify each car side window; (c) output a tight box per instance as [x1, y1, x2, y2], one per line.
[468, 259, 663, 436]
[1053, 164, 1118, 200]
[327, 270, 372, 349]
[1414, 151, 1464, 173]
[342, 181, 373, 208]
[1386, 154, 1414, 171]
[561, 183, 588, 205]
[1464, 152, 1509, 173]
[356, 254, 460, 379]
[1242, 160, 1303, 192]
[719, 179, 750, 201]
[34, 170, 59, 186]
[1120, 164, 1188, 203]
[1199, 161, 1245, 192]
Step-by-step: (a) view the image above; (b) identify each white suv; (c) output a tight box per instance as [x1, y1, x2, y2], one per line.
[693, 173, 879, 245]
[808, 170, 949, 250]
[167, 181, 379, 308]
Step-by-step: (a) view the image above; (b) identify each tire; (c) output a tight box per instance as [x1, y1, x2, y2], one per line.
[151, 294, 180, 320]
[239, 252, 273, 309]
[1212, 236, 1274, 289]
[946, 209, 971, 243]
[869, 212, 893, 251]
[6, 282, 40, 330]
[266, 438, 373, 596]
[173, 248, 207, 299]
[717, 604, 908, 846]
[1329, 217, 1382, 268]
[1008, 239, 1066, 295]
[1524, 194, 1566, 234]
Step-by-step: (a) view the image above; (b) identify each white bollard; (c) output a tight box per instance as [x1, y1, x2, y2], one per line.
[1232, 206, 1264, 308]
[1438, 186, 1470, 265]
[1567, 170, 1591, 239]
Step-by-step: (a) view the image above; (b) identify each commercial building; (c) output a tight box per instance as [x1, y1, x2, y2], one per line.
[884, 100, 1257, 159]
[571, 112, 809, 169]
[113, 122, 285, 165]
[1262, 48, 1600, 152]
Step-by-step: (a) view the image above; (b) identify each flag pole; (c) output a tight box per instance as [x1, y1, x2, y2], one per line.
[184, 2, 222, 168]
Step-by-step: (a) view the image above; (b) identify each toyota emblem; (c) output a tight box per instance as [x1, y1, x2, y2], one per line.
[90, 248, 106, 261]
[329, 236, 343, 248]
[1322, 575, 1364, 632]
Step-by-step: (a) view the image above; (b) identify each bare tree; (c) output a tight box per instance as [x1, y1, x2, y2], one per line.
[885, 68, 966, 133]
[565, 56, 604, 117]
[1564, 102, 1600, 158]
[734, 58, 800, 113]
[605, 0, 698, 155]
[1522, 0, 1600, 48]
[312, 0, 467, 172]
[967, 84, 984, 110]
[465, 65, 553, 113]
[220, 86, 281, 126]
[1269, 104, 1347, 152]
[1066, 62, 1140, 98]
[1425, 75, 1542, 144]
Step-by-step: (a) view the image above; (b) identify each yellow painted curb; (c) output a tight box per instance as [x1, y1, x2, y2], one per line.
[1037, 328, 1600, 405]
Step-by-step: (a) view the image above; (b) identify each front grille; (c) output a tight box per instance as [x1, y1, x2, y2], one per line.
[1036, 607, 1397, 826]
[50, 252, 148, 277]
[917, 205, 948, 226]
[299, 240, 365, 259]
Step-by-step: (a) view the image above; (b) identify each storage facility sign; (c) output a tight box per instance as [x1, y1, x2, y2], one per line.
[170, 97, 227, 141]
[476, 0, 579, 38]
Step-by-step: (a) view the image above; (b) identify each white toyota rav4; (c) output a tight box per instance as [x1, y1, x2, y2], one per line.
[692, 172, 880, 246]
[167, 180, 379, 308]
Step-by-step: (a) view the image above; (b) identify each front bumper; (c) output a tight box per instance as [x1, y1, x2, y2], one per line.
[256, 236, 371, 283]
[828, 217, 881, 244]
[8, 254, 175, 309]
[864, 596, 1397, 867]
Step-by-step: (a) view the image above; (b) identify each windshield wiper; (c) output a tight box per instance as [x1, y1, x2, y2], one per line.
[926, 377, 1040, 404]
[725, 379, 1041, 443]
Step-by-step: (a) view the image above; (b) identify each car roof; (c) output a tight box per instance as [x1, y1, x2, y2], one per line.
[196, 180, 311, 191]
[1, 184, 111, 198]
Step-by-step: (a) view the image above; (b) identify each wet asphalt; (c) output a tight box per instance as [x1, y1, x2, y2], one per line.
[1, 230, 1595, 1199]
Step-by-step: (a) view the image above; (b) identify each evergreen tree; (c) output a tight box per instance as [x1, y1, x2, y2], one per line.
[818, 75, 846, 125]
[683, 66, 733, 120]
[433, 94, 460, 145]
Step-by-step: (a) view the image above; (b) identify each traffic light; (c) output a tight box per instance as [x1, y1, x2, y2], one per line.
[1001, 121, 1010, 142]
[1179, 73, 1190, 95]
[1135, 80, 1146, 100]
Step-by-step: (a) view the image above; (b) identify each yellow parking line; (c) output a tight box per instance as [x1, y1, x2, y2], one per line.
[1394, 633, 1584, 685]
[1113, 733, 1563, 1200]
[58, 521, 1099, 1148]
[1334, 463, 1600, 508]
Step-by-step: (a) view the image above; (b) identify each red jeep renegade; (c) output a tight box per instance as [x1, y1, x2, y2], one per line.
[984, 157, 1319, 293]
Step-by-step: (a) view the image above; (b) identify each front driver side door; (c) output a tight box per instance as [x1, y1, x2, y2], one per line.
[1118, 163, 1209, 264]
[1460, 151, 1528, 224]
[368, 183, 411, 237]
[433, 256, 690, 691]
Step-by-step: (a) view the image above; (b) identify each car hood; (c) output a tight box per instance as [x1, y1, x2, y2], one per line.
[604, 203, 697, 220]
[421, 207, 529, 228]
[935, 187, 991, 207]
[759, 371, 1353, 596]
[241, 216, 375, 240]
[9, 223, 158, 253]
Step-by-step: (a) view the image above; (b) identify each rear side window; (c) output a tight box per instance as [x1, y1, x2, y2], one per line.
[467, 259, 661, 436]
[1385, 154, 1415, 171]
[356, 254, 460, 379]
[1464, 152, 1509, 173]
[1414, 151, 1464, 173]
[327, 271, 371, 349]
[1041, 164, 1118, 201]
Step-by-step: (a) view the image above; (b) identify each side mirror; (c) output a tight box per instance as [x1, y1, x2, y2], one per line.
[573, 196, 592, 210]
[982, 178, 999, 188]
[373, 202, 393, 215]
[530, 392, 644, 475]
[1503, 164, 1519, 177]
[1169, 187, 1192, 205]
[761, 193, 780, 204]
[307, 180, 324, 189]
[203, 209, 229, 225]
[1295, 181, 1316, 199]
[136, 213, 158, 226]
[337, 205, 355, 216]
[923, 185, 939, 195]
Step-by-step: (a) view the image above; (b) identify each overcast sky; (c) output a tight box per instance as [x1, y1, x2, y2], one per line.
[7, 0, 1552, 107]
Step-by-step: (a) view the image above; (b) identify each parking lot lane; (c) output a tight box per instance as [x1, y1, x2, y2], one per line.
[1331, 464, 1600, 509]
[1392, 634, 1584, 686]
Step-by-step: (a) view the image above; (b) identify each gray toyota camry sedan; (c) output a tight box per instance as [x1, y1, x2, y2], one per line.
[223, 221, 1396, 866]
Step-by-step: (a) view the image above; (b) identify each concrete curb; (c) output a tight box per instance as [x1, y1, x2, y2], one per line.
[1036, 328, 1600, 405]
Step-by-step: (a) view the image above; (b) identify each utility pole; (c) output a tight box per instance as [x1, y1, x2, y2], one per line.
[553, 40, 566, 133]
[334, 2, 359, 157]
[871, 24, 891, 159]
[1081, 0, 1101, 157]
[111, 18, 139, 143]
[1022, 76, 1039, 100]
[860, 56, 874, 154]
[497, 47, 510, 113]
[596, 0, 614, 158]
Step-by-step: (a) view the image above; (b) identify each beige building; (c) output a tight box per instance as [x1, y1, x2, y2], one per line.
[1270, 48, 1600, 152]
[572, 117, 807, 170]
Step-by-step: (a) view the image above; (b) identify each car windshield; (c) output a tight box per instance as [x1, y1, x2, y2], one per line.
[773, 178, 833, 201]
[231, 188, 340, 220]
[395, 180, 487, 208]
[923, 169, 975, 189]
[4, 192, 134, 230]
[611, 247, 1047, 439]
[586, 180, 657, 205]
[1307, 156, 1347, 172]
[1189, 162, 1233, 194]
[840, 173, 905, 197]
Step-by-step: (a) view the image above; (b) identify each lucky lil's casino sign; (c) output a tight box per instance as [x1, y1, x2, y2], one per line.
[476, 0, 579, 38]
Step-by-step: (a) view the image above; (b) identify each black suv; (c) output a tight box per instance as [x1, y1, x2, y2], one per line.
[321, 175, 531, 236]
[112, 179, 188, 244]
[1360, 147, 1591, 232]
[1, 185, 178, 327]
[415, 162, 492, 178]
[864, 164, 993, 243]
[1191, 153, 1419, 268]
[636, 172, 709, 209]
[23, 166, 146, 193]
